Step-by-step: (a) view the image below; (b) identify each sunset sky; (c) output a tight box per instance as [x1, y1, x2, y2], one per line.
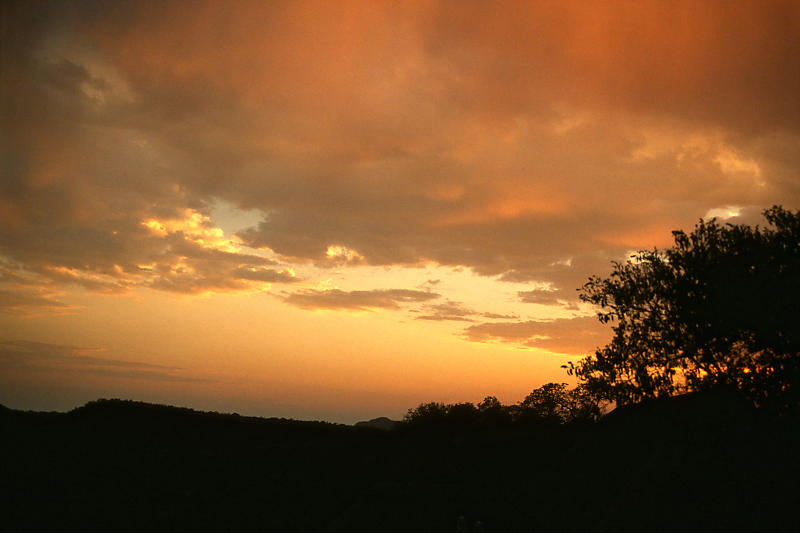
[2, 0, 799, 422]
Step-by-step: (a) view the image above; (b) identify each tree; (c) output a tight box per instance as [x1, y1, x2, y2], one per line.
[519, 382, 571, 423]
[402, 386, 601, 429]
[568, 206, 800, 408]
[403, 401, 449, 427]
[402, 401, 478, 429]
[477, 395, 511, 425]
[518, 383, 601, 424]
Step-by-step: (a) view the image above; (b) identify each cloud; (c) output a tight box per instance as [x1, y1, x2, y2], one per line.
[0, 340, 212, 383]
[517, 290, 562, 306]
[0, 288, 74, 315]
[463, 316, 611, 356]
[413, 300, 519, 322]
[1, 202, 299, 296]
[284, 288, 440, 311]
[518, 289, 580, 310]
[415, 300, 478, 322]
[233, 267, 298, 283]
[0, 260, 77, 315]
[480, 312, 519, 320]
[1, 0, 799, 306]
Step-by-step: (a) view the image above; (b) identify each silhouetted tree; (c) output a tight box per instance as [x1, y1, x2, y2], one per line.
[564, 383, 603, 422]
[568, 206, 800, 408]
[477, 395, 502, 412]
[403, 402, 449, 427]
[446, 402, 479, 425]
[477, 395, 511, 425]
[519, 382, 571, 424]
[404, 386, 601, 429]
[517, 383, 601, 424]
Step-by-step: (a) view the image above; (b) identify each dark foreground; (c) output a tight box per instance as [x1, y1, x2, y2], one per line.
[3, 392, 799, 532]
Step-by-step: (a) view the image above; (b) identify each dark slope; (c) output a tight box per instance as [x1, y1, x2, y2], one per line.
[2, 394, 799, 532]
[354, 416, 399, 431]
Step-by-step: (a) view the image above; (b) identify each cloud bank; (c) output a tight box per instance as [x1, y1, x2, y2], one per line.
[2, 0, 798, 315]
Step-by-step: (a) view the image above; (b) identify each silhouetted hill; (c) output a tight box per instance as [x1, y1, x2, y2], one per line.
[70, 398, 346, 430]
[354, 416, 399, 430]
[3, 393, 799, 532]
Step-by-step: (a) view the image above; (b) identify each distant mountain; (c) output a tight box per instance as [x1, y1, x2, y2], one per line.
[354, 416, 399, 430]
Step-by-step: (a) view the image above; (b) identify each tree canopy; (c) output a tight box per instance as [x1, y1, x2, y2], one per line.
[569, 206, 800, 408]
[403, 383, 601, 429]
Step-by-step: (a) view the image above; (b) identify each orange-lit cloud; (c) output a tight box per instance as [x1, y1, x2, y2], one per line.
[0, 340, 210, 383]
[412, 300, 519, 322]
[4, 0, 798, 299]
[518, 289, 578, 310]
[0, 288, 74, 316]
[414, 300, 479, 322]
[463, 317, 611, 356]
[284, 288, 439, 312]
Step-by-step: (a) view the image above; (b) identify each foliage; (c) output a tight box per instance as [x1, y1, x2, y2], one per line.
[402, 383, 601, 428]
[476, 395, 512, 425]
[517, 382, 600, 423]
[568, 206, 800, 407]
[402, 401, 477, 429]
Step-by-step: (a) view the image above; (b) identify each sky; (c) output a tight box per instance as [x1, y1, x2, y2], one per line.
[2, 0, 799, 423]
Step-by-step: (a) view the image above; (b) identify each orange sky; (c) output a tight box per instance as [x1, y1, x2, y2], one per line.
[1, 0, 799, 422]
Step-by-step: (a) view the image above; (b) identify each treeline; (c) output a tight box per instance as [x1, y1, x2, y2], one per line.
[402, 382, 602, 429]
[5, 391, 799, 532]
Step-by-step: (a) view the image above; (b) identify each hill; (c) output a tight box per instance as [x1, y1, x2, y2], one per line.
[3, 394, 799, 532]
[353, 416, 399, 431]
